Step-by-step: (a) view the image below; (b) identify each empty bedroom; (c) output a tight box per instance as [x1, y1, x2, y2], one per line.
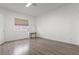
[0, 3, 79, 55]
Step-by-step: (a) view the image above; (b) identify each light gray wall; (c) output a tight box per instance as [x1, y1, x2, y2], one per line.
[36, 4, 79, 45]
[0, 8, 36, 43]
[5, 10, 36, 41]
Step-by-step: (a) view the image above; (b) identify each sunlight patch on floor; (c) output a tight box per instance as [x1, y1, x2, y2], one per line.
[13, 44, 30, 55]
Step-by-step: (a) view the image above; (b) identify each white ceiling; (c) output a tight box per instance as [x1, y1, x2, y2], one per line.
[0, 3, 67, 17]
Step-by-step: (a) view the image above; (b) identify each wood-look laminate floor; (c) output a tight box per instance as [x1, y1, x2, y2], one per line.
[0, 38, 79, 55]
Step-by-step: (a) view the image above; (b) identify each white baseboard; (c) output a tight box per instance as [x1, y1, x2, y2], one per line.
[39, 37, 79, 46]
[0, 38, 28, 45]
[0, 41, 5, 45]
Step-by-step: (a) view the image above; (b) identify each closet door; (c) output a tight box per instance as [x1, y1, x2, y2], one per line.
[0, 14, 4, 44]
[0, 14, 4, 55]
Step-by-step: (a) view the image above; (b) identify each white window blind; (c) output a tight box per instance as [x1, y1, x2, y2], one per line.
[15, 18, 28, 26]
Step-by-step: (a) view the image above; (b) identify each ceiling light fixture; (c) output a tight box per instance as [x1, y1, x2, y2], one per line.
[25, 3, 32, 7]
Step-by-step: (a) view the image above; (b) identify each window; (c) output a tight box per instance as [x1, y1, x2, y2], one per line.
[15, 18, 28, 26]
[15, 18, 29, 31]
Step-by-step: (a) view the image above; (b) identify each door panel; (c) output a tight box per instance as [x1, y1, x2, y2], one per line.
[0, 14, 4, 44]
